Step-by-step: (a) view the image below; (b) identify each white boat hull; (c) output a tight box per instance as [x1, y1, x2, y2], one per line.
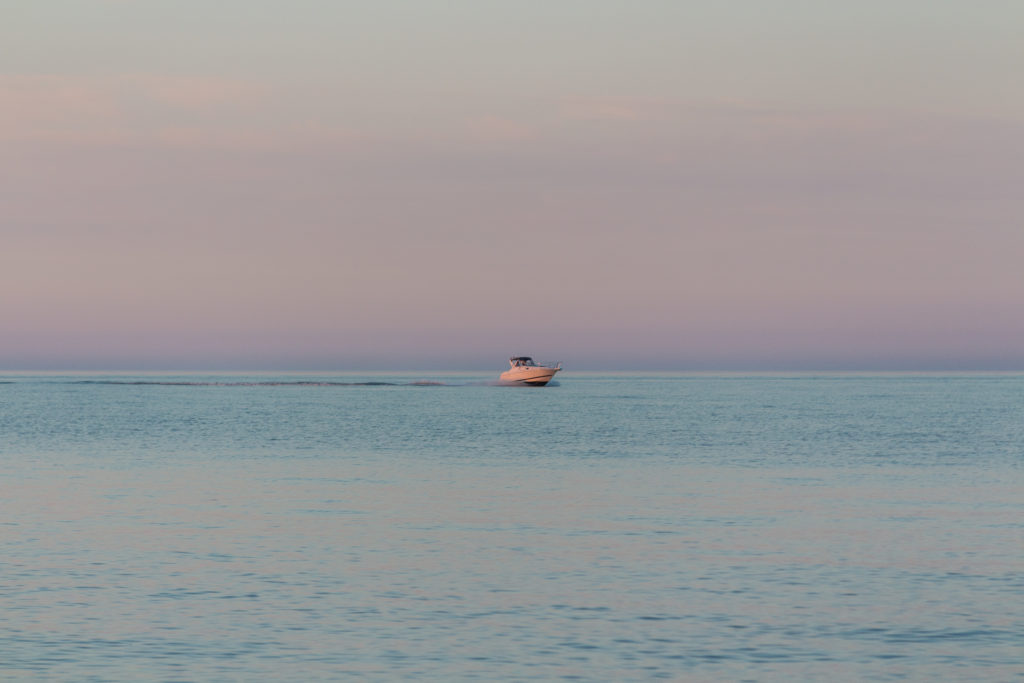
[499, 367, 560, 386]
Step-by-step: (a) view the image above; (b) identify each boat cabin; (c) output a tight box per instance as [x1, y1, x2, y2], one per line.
[509, 356, 537, 367]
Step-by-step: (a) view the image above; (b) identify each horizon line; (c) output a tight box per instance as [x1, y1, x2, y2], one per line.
[2, 367, 1023, 375]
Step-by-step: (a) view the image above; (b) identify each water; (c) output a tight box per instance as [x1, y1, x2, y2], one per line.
[1, 373, 1021, 680]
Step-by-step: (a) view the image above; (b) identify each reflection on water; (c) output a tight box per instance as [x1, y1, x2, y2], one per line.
[1, 374, 1021, 679]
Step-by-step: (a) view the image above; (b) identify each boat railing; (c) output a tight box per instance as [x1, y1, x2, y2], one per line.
[510, 358, 562, 369]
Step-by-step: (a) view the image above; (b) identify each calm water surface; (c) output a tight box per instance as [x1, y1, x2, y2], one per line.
[1, 373, 1022, 680]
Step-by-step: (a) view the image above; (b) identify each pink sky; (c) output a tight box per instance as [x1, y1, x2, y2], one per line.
[2, 3, 1022, 369]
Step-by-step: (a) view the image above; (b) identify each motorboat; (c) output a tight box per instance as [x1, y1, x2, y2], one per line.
[499, 356, 562, 386]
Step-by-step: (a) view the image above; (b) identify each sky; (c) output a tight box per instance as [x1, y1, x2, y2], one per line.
[2, 1, 1022, 370]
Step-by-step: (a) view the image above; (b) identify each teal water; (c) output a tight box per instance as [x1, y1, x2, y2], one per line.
[1, 373, 1021, 680]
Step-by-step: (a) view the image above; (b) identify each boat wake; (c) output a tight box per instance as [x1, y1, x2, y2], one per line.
[51, 379, 560, 388]
[65, 380, 454, 387]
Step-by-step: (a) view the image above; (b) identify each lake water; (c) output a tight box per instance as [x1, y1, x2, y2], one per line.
[1, 373, 1021, 680]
